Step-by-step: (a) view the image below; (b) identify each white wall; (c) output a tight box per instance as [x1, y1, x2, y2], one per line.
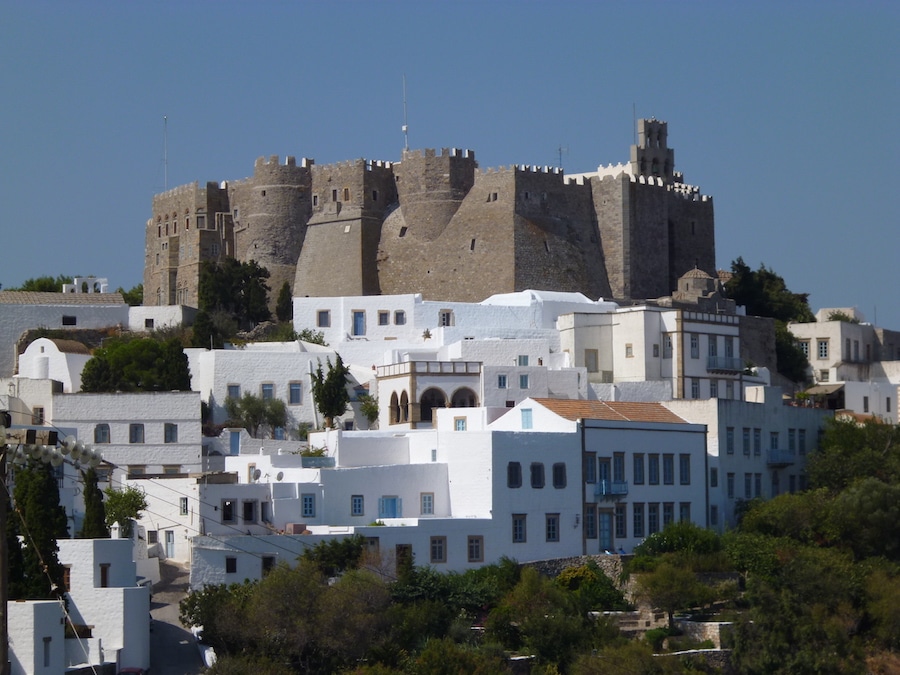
[18, 338, 90, 393]
[7, 601, 65, 675]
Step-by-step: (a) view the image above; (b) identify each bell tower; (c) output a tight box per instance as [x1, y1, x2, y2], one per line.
[629, 118, 676, 183]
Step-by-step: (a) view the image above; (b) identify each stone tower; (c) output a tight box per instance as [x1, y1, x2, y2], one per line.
[230, 156, 313, 299]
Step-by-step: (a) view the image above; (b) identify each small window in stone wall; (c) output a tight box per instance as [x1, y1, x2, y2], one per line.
[343, 188, 350, 201]
[372, 190, 378, 201]
[313, 195, 318, 207]
[399, 226, 408, 238]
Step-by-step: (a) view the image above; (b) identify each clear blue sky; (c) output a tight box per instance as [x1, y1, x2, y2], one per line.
[2, 1, 898, 326]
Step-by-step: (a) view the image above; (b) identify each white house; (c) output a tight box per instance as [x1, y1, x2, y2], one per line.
[664, 385, 832, 530]
[17, 338, 91, 394]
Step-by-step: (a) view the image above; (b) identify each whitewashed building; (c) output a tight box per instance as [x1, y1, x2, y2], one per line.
[17, 338, 91, 394]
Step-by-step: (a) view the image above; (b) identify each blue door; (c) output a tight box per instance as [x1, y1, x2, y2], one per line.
[379, 496, 401, 519]
[353, 311, 365, 336]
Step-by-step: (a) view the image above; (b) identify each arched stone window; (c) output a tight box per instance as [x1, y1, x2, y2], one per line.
[390, 392, 400, 425]
[651, 158, 660, 177]
[451, 387, 478, 408]
[399, 391, 409, 422]
[419, 388, 447, 423]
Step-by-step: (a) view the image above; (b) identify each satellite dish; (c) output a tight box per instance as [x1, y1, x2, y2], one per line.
[252, 469, 262, 482]
[276, 471, 284, 482]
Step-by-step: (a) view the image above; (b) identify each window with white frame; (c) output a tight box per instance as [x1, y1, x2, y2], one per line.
[517, 355, 529, 366]
[180, 497, 188, 515]
[817, 339, 829, 359]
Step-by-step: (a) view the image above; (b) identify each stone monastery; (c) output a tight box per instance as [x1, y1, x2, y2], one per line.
[144, 119, 715, 308]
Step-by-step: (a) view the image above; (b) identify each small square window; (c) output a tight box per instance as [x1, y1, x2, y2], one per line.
[517, 355, 529, 366]
[454, 417, 467, 431]
[260, 383, 274, 400]
[378, 311, 390, 326]
[394, 310, 406, 325]
[227, 384, 241, 400]
[129, 423, 144, 444]
[62, 315, 77, 326]
[164, 423, 178, 443]
[144, 318, 155, 329]
[317, 310, 331, 328]
[225, 557, 237, 574]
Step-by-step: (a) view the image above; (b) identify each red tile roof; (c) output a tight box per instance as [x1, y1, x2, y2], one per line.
[531, 398, 688, 424]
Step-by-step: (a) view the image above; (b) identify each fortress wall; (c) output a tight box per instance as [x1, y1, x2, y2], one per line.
[511, 167, 610, 299]
[665, 188, 715, 290]
[626, 178, 672, 299]
[591, 174, 630, 298]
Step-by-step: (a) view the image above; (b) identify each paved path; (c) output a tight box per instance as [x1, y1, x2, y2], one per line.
[149, 561, 204, 675]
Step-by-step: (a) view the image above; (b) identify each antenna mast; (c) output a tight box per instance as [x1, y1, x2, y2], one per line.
[556, 145, 568, 170]
[164, 115, 168, 191]
[402, 76, 409, 152]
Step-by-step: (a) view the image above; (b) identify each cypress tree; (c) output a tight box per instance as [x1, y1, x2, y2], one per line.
[77, 468, 109, 539]
[13, 460, 69, 598]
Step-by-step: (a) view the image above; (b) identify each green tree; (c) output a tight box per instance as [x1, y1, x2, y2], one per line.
[190, 309, 225, 349]
[275, 281, 293, 322]
[807, 417, 900, 492]
[359, 393, 379, 428]
[81, 337, 191, 392]
[225, 392, 288, 439]
[298, 328, 327, 345]
[555, 561, 629, 612]
[5, 493, 27, 600]
[199, 258, 271, 329]
[300, 534, 364, 577]
[635, 562, 712, 630]
[9, 274, 74, 292]
[311, 355, 351, 428]
[77, 468, 109, 538]
[12, 460, 69, 598]
[115, 283, 143, 306]
[725, 257, 814, 383]
[104, 484, 148, 538]
[180, 580, 258, 657]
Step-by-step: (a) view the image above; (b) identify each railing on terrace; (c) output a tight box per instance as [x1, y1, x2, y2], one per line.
[376, 361, 482, 378]
[595, 480, 629, 499]
[301, 456, 335, 468]
[706, 356, 744, 373]
[766, 449, 795, 467]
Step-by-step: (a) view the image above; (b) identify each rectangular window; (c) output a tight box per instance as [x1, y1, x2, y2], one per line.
[394, 310, 406, 325]
[420, 492, 434, 515]
[799, 429, 807, 455]
[613, 453, 625, 482]
[798, 340, 810, 357]
[129, 465, 146, 477]
[615, 503, 626, 538]
[317, 310, 330, 328]
[512, 514, 526, 543]
[289, 382, 302, 405]
[710, 505, 719, 526]
[519, 374, 530, 389]
[164, 423, 178, 443]
[726, 380, 734, 399]
[754, 428, 762, 456]
[129, 423, 144, 444]
[32, 407, 44, 425]
[648, 454, 659, 485]
[180, 497, 188, 516]
[507, 462, 522, 488]
[497, 374, 507, 389]
[663, 454, 674, 485]
[585, 506, 597, 539]
[545, 514, 560, 542]
[625, 343, 634, 358]
[94, 423, 110, 444]
[710, 467, 718, 488]
[679, 502, 691, 523]
[222, 499, 235, 523]
[262, 502, 272, 523]
[710, 379, 718, 399]
[585, 453, 597, 483]
[302, 494, 315, 518]
[690, 334, 700, 358]
[260, 383, 274, 400]
[521, 408, 533, 429]
[708, 335, 718, 357]
[467, 535, 484, 563]
[227, 384, 241, 400]
[430, 536, 447, 563]
[789, 428, 796, 452]
[531, 462, 545, 488]
[742, 428, 750, 455]
[770, 431, 779, 450]
[648, 503, 659, 534]
[863, 396, 869, 413]
[744, 472, 752, 499]
[633, 503, 644, 538]
[633, 453, 644, 484]
[225, 557, 237, 574]
[725, 336, 734, 358]
[454, 417, 467, 431]
[351, 495, 364, 516]
[726, 427, 735, 454]
[679, 454, 691, 485]
[378, 310, 390, 326]
[755, 473, 762, 497]
[818, 339, 829, 359]
[584, 349, 599, 372]
[663, 334, 673, 358]
[517, 355, 529, 366]
[552, 462, 567, 488]
[727, 473, 735, 499]
[663, 502, 674, 526]
[243, 500, 256, 523]
[62, 315, 77, 326]
[439, 310, 454, 327]
[691, 378, 700, 399]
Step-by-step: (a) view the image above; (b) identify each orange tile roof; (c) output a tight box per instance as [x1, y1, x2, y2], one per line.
[532, 398, 689, 424]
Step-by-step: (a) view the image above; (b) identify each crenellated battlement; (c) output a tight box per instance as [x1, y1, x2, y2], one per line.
[401, 147, 475, 161]
[153, 181, 201, 200]
[254, 155, 315, 169]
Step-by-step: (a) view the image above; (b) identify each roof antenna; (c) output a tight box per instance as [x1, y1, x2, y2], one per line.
[556, 145, 568, 171]
[402, 75, 409, 152]
[163, 115, 168, 191]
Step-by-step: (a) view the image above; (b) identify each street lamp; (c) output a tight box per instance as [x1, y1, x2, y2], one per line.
[0, 421, 102, 675]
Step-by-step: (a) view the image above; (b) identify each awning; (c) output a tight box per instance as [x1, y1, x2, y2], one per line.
[805, 383, 844, 395]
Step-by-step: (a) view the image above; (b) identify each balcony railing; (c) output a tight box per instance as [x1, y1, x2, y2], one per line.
[595, 480, 629, 499]
[766, 449, 795, 467]
[707, 356, 744, 373]
[301, 456, 335, 469]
